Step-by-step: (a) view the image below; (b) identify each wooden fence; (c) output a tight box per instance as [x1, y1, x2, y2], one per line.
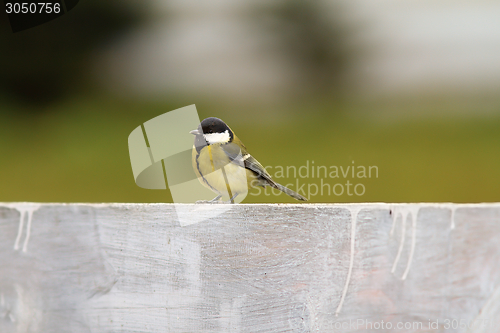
[0, 203, 499, 332]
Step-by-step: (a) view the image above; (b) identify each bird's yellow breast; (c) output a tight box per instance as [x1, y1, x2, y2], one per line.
[192, 145, 256, 197]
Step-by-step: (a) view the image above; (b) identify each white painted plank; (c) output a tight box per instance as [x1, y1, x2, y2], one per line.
[0, 203, 499, 332]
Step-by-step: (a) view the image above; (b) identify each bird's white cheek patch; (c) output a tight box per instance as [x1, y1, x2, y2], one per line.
[204, 130, 230, 144]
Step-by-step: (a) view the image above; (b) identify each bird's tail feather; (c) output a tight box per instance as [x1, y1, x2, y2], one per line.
[269, 181, 307, 201]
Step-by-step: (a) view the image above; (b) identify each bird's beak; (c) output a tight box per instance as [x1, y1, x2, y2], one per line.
[190, 129, 201, 135]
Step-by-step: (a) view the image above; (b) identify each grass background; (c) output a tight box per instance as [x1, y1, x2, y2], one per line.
[1, 94, 499, 204]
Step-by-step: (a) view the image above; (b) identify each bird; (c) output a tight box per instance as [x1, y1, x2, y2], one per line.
[190, 117, 307, 203]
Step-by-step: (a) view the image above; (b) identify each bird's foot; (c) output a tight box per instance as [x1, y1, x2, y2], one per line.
[195, 195, 223, 204]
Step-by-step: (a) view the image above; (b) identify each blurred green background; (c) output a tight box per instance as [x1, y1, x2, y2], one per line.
[1, 0, 499, 203]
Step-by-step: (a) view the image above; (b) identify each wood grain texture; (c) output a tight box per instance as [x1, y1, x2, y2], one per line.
[0, 203, 499, 333]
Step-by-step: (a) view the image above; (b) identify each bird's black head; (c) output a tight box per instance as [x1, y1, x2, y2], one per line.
[190, 117, 234, 147]
[200, 117, 231, 136]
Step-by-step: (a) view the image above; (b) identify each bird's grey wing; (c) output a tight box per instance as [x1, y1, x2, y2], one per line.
[222, 141, 307, 201]
[221, 142, 275, 184]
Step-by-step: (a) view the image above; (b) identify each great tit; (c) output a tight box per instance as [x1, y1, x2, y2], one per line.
[190, 117, 307, 203]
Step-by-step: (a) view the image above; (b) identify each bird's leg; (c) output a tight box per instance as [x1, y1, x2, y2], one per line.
[225, 192, 239, 204]
[209, 194, 223, 202]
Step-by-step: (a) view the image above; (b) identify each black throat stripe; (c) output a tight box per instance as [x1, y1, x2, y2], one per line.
[195, 149, 218, 193]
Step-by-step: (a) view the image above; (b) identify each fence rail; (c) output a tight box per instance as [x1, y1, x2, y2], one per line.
[0, 203, 499, 332]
